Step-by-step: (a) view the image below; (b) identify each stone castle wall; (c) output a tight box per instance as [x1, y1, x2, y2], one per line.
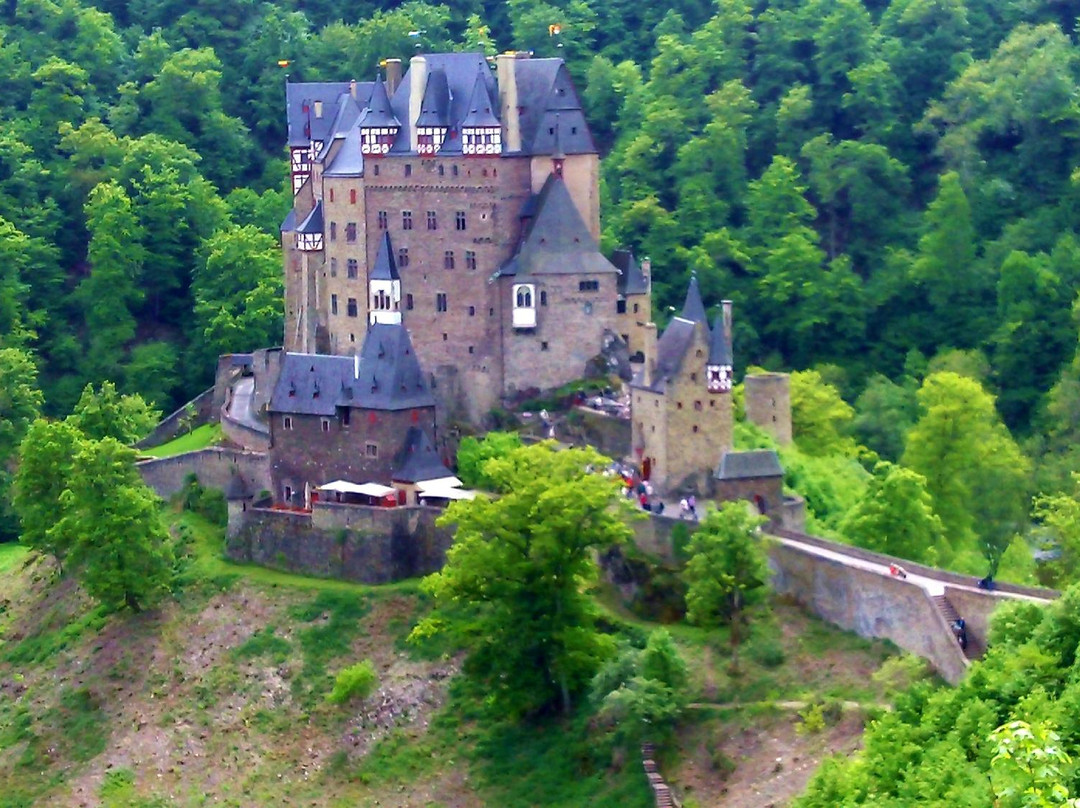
[745, 372, 792, 445]
[226, 503, 453, 584]
[135, 387, 216, 449]
[136, 448, 271, 501]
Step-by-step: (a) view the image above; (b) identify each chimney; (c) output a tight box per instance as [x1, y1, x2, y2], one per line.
[643, 322, 658, 385]
[641, 257, 651, 285]
[385, 58, 402, 96]
[349, 79, 357, 99]
[496, 52, 523, 153]
[722, 299, 733, 342]
[409, 55, 427, 152]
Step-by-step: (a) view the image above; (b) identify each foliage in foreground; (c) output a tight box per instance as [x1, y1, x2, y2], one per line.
[794, 585, 1080, 807]
[412, 441, 633, 718]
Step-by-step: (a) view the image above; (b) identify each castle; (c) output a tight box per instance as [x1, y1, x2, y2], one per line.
[282, 52, 651, 424]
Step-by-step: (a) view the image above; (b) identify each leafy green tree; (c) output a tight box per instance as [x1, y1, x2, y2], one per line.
[852, 374, 917, 461]
[192, 224, 283, 363]
[1033, 477, 1080, 587]
[67, 381, 159, 444]
[683, 502, 769, 666]
[12, 419, 82, 570]
[412, 443, 632, 717]
[903, 372, 1030, 574]
[989, 720, 1080, 808]
[455, 431, 524, 489]
[0, 348, 44, 463]
[789, 369, 856, 456]
[60, 437, 173, 612]
[841, 462, 945, 564]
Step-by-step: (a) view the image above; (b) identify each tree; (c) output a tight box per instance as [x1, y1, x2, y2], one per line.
[841, 462, 945, 564]
[789, 369, 856, 456]
[1033, 476, 1080, 587]
[455, 431, 524, 489]
[852, 374, 917, 461]
[989, 720, 1080, 808]
[903, 372, 1030, 574]
[683, 502, 769, 666]
[411, 442, 632, 717]
[12, 419, 83, 570]
[0, 348, 44, 463]
[60, 437, 173, 611]
[67, 381, 159, 444]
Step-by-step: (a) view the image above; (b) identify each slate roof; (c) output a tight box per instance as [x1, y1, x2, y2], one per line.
[495, 174, 618, 277]
[296, 200, 323, 234]
[715, 450, 783, 480]
[224, 474, 250, 500]
[324, 126, 364, 177]
[392, 427, 453, 483]
[460, 71, 501, 129]
[612, 250, 649, 296]
[371, 232, 399, 281]
[631, 317, 697, 393]
[415, 67, 450, 127]
[361, 78, 400, 128]
[280, 209, 297, 233]
[709, 310, 733, 366]
[515, 59, 595, 155]
[286, 82, 357, 147]
[269, 324, 433, 416]
[680, 275, 708, 325]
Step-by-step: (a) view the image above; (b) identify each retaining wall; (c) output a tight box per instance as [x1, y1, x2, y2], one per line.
[225, 504, 453, 583]
[136, 448, 270, 500]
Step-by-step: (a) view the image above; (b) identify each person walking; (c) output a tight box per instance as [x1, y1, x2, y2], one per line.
[688, 494, 697, 519]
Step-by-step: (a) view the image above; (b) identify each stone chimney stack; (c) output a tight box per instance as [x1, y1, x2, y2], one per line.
[496, 52, 523, 153]
[349, 79, 357, 99]
[385, 58, 402, 96]
[722, 299, 732, 342]
[643, 322, 658, 385]
[409, 55, 427, 152]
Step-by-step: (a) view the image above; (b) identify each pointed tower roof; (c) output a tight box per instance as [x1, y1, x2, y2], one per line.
[361, 76, 400, 128]
[416, 68, 450, 127]
[354, 323, 433, 410]
[680, 274, 708, 325]
[495, 175, 618, 277]
[460, 71, 500, 128]
[709, 310, 733, 366]
[392, 426, 453, 483]
[371, 232, 399, 281]
[296, 199, 323, 234]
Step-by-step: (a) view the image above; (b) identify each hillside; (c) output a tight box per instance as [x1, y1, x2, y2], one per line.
[0, 515, 904, 807]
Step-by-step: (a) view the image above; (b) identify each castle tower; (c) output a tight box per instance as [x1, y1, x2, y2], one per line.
[745, 372, 792, 445]
[369, 231, 402, 325]
[629, 276, 734, 494]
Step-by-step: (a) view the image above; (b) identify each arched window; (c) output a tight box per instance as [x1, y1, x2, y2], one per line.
[516, 287, 533, 308]
[512, 284, 536, 329]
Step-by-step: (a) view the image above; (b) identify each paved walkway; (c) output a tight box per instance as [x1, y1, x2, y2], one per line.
[225, 377, 268, 434]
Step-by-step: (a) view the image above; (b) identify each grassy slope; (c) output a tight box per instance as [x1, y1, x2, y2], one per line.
[139, 423, 224, 458]
[0, 513, 901, 807]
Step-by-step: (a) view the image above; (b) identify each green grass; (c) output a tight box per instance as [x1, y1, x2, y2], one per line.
[0, 543, 29, 574]
[139, 423, 224, 458]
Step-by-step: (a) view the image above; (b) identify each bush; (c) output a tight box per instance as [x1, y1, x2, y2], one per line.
[327, 659, 378, 705]
[748, 636, 786, 668]
[796, 702, 826, 735]
[179, 474, 227, 526]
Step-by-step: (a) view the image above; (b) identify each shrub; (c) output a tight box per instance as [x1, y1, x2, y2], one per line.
[748, 636, 786, 668]
[796, 702, 826, 735]
[327, 659, 378, 705]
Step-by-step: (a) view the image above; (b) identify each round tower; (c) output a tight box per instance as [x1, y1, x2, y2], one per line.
[745, 372, 792, 446]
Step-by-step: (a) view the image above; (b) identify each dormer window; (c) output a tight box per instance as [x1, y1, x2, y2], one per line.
[416, 126, 446, 155]
[296, 231, 323, 251]
[462, 127, 502, 156]
[360, 126, 398, 155]
[512, 283, 536, 329]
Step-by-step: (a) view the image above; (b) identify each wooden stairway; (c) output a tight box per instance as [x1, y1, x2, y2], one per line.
[642, 743, 679, 808]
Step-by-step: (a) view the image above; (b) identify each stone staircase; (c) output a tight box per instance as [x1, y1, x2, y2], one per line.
[642, 743, 679, 808]
[930, 594, 981, 660]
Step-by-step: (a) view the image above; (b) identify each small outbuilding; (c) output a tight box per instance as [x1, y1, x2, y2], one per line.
[714, 450, 784, 520]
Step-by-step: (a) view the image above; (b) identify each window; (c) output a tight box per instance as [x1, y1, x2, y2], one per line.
[677, 402, 683, 409]
[436, 293, 448, 312]
[404, 164, 412, 177]
[617, 299, 627, 314]
[583, 301, 593, 315]
[515, 286, 533, 307]
[397, 248, 409, 268]
[373, 289, 391, 310]
[427, 210, 437, 230]
[347, 297, 358, 317]
[284, 485, 292, 502]
[438, 164, 444, 176]
[455, 211, 466, 230]
[444, 250, 455, 269]
[692, 425, 700, 433]
[377, 210, 388, 230]
[330, 258, 338, 277]
[331, 294, 338, 315]
[346, 222, 357, 242]
[347, 259, 358, 279]
[373, 164, 379, 176]
[633, 303, 640, 313]
[341, 408, 351, 426]
[366, 442, 378, 457]
[406, 293, 414, 310]
[283, 416, 293, 430]
[540, 290, 547, 306]
[402, 210, 413, 230]
[465, 250, 477, 270]
[541, 341, 549, 351]
[579, 280, 599, 292]
[452, 165, 459, 177]
[694, 401, 703, 411]
[321, 418, 330, 433]
[469, 305, 475, 316]
[468, 345, 474, 354]
[350, 189, 357, 204]
[329, 188, 334, 202]
[330, 222, 337, 241]
[690, 372, 697, 381]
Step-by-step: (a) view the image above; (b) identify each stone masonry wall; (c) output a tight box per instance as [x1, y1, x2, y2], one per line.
[135, 387, 215, 449]
[136, 448, 271, 501]
[226, 504, 453, 583]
